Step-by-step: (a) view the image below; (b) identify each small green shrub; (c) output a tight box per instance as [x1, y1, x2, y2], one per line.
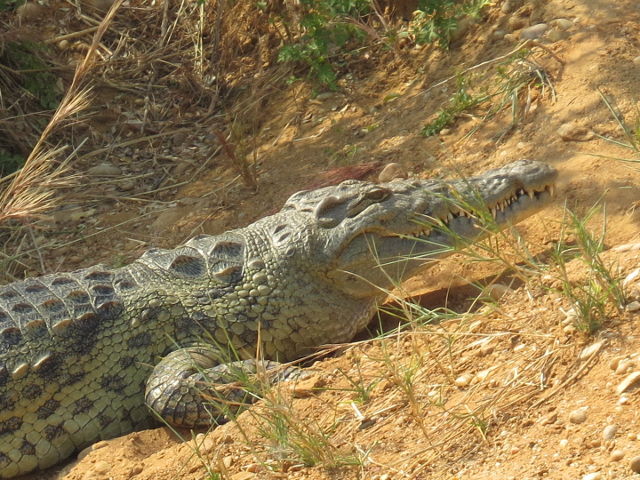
[410, 0, 491, 47]
[277, 0, 370, 90]
[3, 42, 61, 111]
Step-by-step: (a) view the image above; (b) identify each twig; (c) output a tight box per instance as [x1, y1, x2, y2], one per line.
[212, 130, 258, 191]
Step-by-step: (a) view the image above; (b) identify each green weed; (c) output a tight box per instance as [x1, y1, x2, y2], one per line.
[3, 42, 61, 111]
[276, 0, 370, 90]
[410, 0, 491, 47]
[548, 204, 626, 334]
[422, 52, 555, 138]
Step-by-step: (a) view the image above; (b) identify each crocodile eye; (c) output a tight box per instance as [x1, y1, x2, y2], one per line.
[365, 188, 390, 202]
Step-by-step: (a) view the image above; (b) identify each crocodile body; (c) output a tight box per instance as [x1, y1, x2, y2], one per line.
[0, 160, 557, 477]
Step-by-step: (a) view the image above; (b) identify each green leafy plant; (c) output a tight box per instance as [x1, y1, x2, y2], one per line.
[3, 42, 61, 111]
[276, 0, 370, 89]
[410, 0, 491, 47]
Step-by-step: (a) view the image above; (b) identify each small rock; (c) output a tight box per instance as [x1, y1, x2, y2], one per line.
[378, 163, 407, 183]
[550, 18, 573, 30]
[92, 461, 113, 474]
[582, 473, 602, 480]
[610, 358, 621, 371]
[16, 2, 44, 22]
[563, 324, 577, 334]
[559, 438, 569, 448]
[633, 56, 640, 66]
[558, 122, 594, 141]
[58, 39, 70, 50]
[623, 268, 640, 287]
[508, 16, 528, 31]
[547, 28, 569, 42]
[569, 406, 588, 424]
[118, 179, 136, 191]
[87, 163, 122, 176]
[485, 283, 514, 301]
[493, 29, 507, 39]
[315, 92, 334, 101]
[455, 374, 471, 388]
[480, 342, 495, 356]
[619, 396, 630, 405]
[501, 0, 523, 13]
[579, 341, 604, 360]
[626, 301, 640, 312]
[439, 128, 452, 136]
[613, 243, 640, 252]
[230, 473, 255, 480]
[617, 371, 640, 395]
[603, 425, 618, 441]
[520, 23, 548, 40]
[616, 360, 635, 375]
[610, 449, 625, 461]
[222, 456, 234, 468]
[630, 455, 640, 473]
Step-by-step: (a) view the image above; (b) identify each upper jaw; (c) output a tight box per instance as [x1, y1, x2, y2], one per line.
[395, 160, 559, 238]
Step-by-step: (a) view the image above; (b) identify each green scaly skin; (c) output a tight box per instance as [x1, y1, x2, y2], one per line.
[0, 160, 557, 477]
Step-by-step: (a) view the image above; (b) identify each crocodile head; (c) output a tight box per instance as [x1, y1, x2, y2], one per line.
[281, 159, 557, 298]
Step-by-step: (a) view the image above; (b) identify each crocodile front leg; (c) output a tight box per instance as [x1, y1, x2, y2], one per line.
[145, 344, 301, 428]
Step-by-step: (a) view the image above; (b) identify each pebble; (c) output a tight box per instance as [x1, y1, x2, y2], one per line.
[520, 23, 548, 40]
[550, 18, 573, 30]
[501, 0, 522, 13]
[547, 29, 569, 42]
[613, 243, 640, 252]
[378, 163, 407, 182]
[617, 371, 640, 395]
[559, 439, 569, 448]
[626, 301, 640, 312]
[582, 473, 601, 480]
[633, 56, 640, 66]
[616, 360, 635, 375]
[557, 122, 594, 141]
[58, 39, 70, 50]
[480, 341, 495, 356]
[230, 473, 255, 480]
[579, 341, 604, 360]
[118, 179, 136, 191]
[455, 374, 471, 388]
[16, 2, 44, 21]
[603, 424, 618, 441]
[619, 396, 630, 405]
[87, 163, 122, 176]
[610, 358, 621, 371]
[508, 16, 528, 31]
[92, 461, 113, 474]
[610, 449, 625, 461]
[630, 455, 640, 473]
[624, 268, 640, 287]
[485, 283, 514, 301]
[569, 406, 588, 424]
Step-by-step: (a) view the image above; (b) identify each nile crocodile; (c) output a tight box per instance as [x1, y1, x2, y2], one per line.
[0, 159, 557, 477]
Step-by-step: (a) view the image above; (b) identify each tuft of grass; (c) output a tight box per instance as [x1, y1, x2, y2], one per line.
[252, 388, 364, 470]
[422, 50, 556, 138]
[547, 204, 626, 334]
[591, 89, 640, 166]
[421, 74, 488, 136]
